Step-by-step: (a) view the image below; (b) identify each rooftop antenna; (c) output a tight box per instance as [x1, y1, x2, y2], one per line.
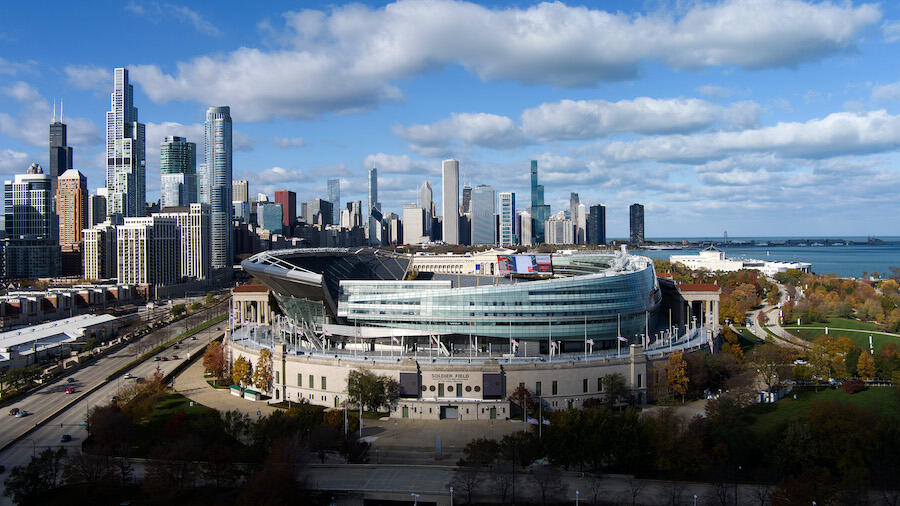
[60, 100, 64, 123]
[52, 100, 56, 123]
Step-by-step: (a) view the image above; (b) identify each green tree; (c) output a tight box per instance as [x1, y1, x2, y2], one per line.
[747, 343, 793, 392]
[170, 303, 186, 317]
[3, 448, 67, 505]
[857, 351, 876, 379]
[666, 350, 689, 403]
[601, 373, 630, 407]
[232, 356, 252, 388]
[253, 348, 274, 392]
[458, 438, 501, 468]
[346, 368, 400, 412]
[206, 293, 217, 305]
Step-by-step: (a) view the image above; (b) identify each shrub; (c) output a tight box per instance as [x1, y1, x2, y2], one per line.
[841, 379, 866, 394]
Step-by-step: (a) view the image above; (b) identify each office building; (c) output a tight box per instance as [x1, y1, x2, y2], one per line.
[528, 160, 550, 245]
[442, 159, 459, 244]
[547, 211, 574, 245]
[629, 203, 645, 245]
[576, 203, 587, 244]
[367, 207, 384, 246]
[156, 203, 210, 280]
[105, 68, 146, 218]
[327, 179, 340, 225]
[519, 210, 533, 246]
[470, 185, 495, 246]
[499, 192, 516, 246]
[49, 104, 73, 198]
[588, 204, 606, 245]
[0, 237, 60, 279]
[258, 203, 283, 235]
[274, 190, 297, 231]
[402, 204, 425, 245]
[5, 164, 54, 239]
[233, 201, 250, 222]
[461, 185, 472, 215]
[388, 213, 402, 246]
[305, 198, 333, 228]
[160, 136, 197, 208]
[83, 221, 118, 280]
[88, 190, 107, 227]
[419, 181, 432, 238]
[232, 179, 249, 203]
[116, 216, 180, 287]
[367, 168, 379, 217]
[56, 169, 88, 250]
[202, 106, 233, 270]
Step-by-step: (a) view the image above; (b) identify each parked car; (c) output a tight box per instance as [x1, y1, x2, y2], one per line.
[8, 408, 19, 416]
[65, 387, 75, 394]
[60, 434, 72, 443]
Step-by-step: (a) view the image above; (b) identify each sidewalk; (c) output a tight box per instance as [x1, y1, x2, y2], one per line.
[173, 358, 279, 417]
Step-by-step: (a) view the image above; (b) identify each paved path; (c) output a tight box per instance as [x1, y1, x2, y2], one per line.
[173, 358, 280, 418]
[746, 283, 811, 349]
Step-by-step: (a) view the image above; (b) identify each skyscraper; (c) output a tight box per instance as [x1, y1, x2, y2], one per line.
[49, 104, 73, 199]
[160, 136, 197, 208]
[56, 169, 88, 250]
[629, 203, 645, 245]
[441, 159, 459, 244]
[588, 204, 606, 245]
[232, 179, 249, 203]
[327, 178, 340, 225]
[461, 185, 472, 215]
[402, 204, 425, 245]
[519, 209, 533, 247]
[499, 192, 516, 246]
[367, 167, 379, 216]
[274, 190, 297, 230]
[5, 164, 54, 239]
[154, 203, 210, 281]
[203, 106, 233, 271]
[105, 68, 146, 219]
[528, 160, 550, 245]
[88, 188, 108, 227]
[116, 216, 180, 287]
[419, 181, 432, 238]
[470, 185, 495, 246]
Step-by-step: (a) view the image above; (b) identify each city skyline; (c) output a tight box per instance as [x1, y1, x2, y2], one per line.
[1, 0, 899, 237]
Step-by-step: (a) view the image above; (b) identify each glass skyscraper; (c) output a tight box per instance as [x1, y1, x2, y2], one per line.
[327, 178, 340, 225]
[442, 159, 459, 244]
[203, 106, 233, 271]
[588, 204, 606, 245]
[499, 192, 516, 246]
[629, 203, 645, 245]
[105, 68, 146, 218]
[160, 136, 196, 208]
[528, 160, 550, 244]
[470, 185, 495, 246]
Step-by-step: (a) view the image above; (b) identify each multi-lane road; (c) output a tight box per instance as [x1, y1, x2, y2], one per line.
[0, 299, 228, 504]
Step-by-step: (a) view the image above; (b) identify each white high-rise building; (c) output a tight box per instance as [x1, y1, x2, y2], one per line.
[576, 203, 587, 244]
[116, 216, 180, 286]
[83, 221, 117, 280]
[4, 164, 54, 239]
[105, 68, 146, 218]
[499, 192, 516, 246]
[202, 106, 233, 271]
[547, 211, 574, 245]
[441, 159, 459, 244]
[154, 203, 210, 281]
[232, 179, 249, 203]
[470, 184, 495, 246]
[419, 181, 433, 238]
[402, 204, 425, 245]
[160, 136, 196, 208]
[519, 210, 533, 247]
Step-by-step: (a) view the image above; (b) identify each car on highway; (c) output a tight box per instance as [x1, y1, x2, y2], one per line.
[171, 355, 179, 360]
[153, 356, 161, 361]
[124, 373, 134, 379]
[65, 387, 75, 394]
[60, 434, 72, 443]
[160, 356, 169, 361]
[14, 410, 28, 418]
[8, 408, 19, 416]
[173, 345, 180, 349]
[66, 377, 76, 384]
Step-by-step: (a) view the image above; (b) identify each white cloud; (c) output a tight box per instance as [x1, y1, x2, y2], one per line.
[128, 0, 880, 122]
[394, 113, 525, 150]
[2, 81, 40, 102]
[125, 1, 221, 36]
[0, 149, 29, 175]
[363, 153, 438, 175]
[273, 137, 306, 148]
[882, 20, 900, 42]
[601, 110, 900, 163]
[0, 84, 101, 148]
[696, 85, 736, 98]
[64, 65, 113, 92]
[0, 58, 33, 77]
[872, 82, 900, 101]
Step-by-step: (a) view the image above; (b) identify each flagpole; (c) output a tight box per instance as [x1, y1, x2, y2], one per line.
[584, 315, 587, 359]
[617, 314, 621, 357]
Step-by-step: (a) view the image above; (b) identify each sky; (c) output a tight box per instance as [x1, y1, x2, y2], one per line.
[1, 0, 899, 239]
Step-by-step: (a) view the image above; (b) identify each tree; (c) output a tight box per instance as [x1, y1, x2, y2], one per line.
[857, 351, 876, 379]
[346, 368, 400, 412]
[86, 404, 134, 452]
[666, 350, 689, 403]
[602, 373, 630, 407]
[170, 303, 186, 317]
[64, 452, 116, 487]
[451, 465, 484, 504]
[222, 409, 252, 441]
[189, 301, 203, 311]
[506, 384, 538, 418]
[206, 293, 217, 305]
[253, 348, 274, 392]
[458, 437, 500, 468]
[531, 465, 567, 505]
[748, 344, 792, 392]
[203, 341, 229, 381]
[4, 448, 67, 505]
[232, 356, 252, 388]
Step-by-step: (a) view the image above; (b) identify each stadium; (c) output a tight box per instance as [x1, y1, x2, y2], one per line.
[228, 248, 719, 419]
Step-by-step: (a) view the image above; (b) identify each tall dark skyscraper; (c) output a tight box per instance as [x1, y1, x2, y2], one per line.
[528, 160, 550, 244]
[461, 185, 472, 215]
[49, 104, 73, 200]
[588, 204, 606, 245]
[629, 203, 645, 245]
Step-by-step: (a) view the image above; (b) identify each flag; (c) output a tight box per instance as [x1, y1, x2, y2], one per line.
[586, 339, 594, 345]
[551, 341, 559, 349]
[618, 336, 628, 343]
[542, 419, 550, 426]
[356, 328, 362, 338]
[511, 339, 519, 347]
[527, 417, 539, 425]
[324, 330, 333, 337]
[391, 336, 400, 344]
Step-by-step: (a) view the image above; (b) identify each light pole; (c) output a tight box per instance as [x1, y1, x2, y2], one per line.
[450, 486, 454, 506]
[410, 493, 419, 505]
[576, 490, 580, 505]
[693, 494, 698, 506]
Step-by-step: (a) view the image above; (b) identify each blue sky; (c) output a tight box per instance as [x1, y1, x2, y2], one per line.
[1, 0, 899, 238]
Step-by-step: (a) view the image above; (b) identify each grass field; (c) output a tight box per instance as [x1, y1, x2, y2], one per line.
[748, 387, 900, 436]
[791, 317, 881, 332]
[785, 327, 899, 352]
[149, 393, 216, 421]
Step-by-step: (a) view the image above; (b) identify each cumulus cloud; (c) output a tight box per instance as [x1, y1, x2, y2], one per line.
[125, 1, 222, 36]
[363, 153, 439, 175]
[872, 82, 900, 101]
[64, 65, 113, 92]
[2, 81, 40, 102]
[0, 149, 30, 175]
[128, 0, 880, 122]
[601, 110, 900, 163]
[0, 82, 101, 149]
[696, 85, 736, 98]
[394, 113, 525, 151]
[882, 20, 900, 42]
[273, 137, 306, 148]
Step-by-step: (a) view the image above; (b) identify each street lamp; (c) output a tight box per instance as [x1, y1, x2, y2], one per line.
[410, 493, 420, 505]
[693, 494, 698, 506]
[450, 486, 454, 506]
[575, 490, 580, 505]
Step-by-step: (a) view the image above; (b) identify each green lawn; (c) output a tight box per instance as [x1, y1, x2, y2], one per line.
[791, 317, 881, 332]
[149, 393, 216, 421]
[785, 327, 899, 352]
[748, 387, 900, 436]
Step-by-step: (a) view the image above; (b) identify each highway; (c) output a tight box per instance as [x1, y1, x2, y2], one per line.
[0, 300, 228, 504]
